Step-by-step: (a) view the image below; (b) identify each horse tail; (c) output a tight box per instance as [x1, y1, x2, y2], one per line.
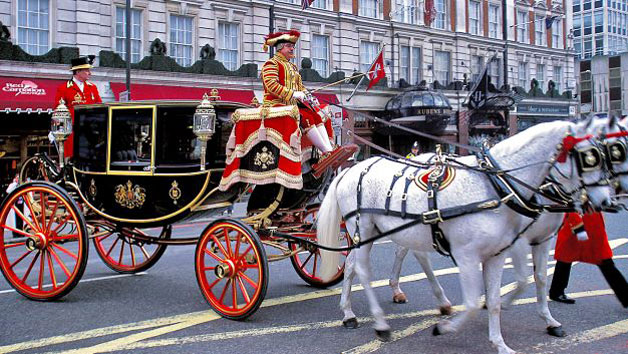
[318, 172, 344, 283]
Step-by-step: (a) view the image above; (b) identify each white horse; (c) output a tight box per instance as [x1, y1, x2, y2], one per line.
[317, 120, 613, 354]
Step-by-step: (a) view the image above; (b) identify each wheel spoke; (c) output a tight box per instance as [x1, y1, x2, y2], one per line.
[118, 239, 125, 265]
[238, 244, 253, 263]
[299, 252, 315, 271]
[206, 276, 223, 293]
[48, 247, 72, 278]
[219, 278, 231, 303]
[129, 242, 136, 267]
[210, 232, 229, 258]
[96, 231, 113, 242]
[45, 199, 60, 234]
[12, 205, 39, 235]
[312, 253, 319, 276]
[236, 275, 251, 303]
[46, 250, 57, 290]
[231, 278, 238, 310]
[222, 229, 233, 256]
[40, 191, 47, 234]
[4, 241, 27, 249]
[1, 224, 35, 238]
[105, 236, 120, 258]
[203, 247, 224, 263]
[23, 192, 42, 232]
[38, 250, 45, 290]
[139, 245, 150, 260]
[52, 213, 72, 234]
[234, 235, 241, 256]
[51, 243, 78, 260]
[21, 251, 39, 282]
[239, 272, 259, 289]
[11, 249, 33, 269]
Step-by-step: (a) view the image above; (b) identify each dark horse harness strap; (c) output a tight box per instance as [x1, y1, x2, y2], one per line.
[343, 155, 501, 259]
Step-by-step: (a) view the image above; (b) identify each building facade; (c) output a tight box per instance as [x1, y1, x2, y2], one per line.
[572, 0, 628, 59]
[0, 0, 577, 191]
[578, 53, 628, 115]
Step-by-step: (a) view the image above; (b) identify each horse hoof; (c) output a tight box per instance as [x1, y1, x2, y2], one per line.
[343, 318, 359, 329]
[439, 305, 453, 316]
[393, 293, 408, 303]
[375, 329, 392, 342]
[432, 325, 442, 336]
[547, 325, 566, 337]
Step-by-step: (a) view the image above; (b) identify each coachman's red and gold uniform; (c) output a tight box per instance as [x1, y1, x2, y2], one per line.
[54, 56, 102, 158]
[261, 51, 325, 133]
[554, 212, 613, 265]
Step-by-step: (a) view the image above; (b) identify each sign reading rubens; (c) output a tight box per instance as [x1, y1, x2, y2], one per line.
[2, 80, 47, 97]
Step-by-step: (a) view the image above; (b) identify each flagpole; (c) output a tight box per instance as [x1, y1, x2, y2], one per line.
[346, 44, 386, 102]
[310, 71, 373, 93]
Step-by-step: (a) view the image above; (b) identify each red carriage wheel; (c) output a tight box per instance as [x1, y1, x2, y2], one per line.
[0, 182, 88, 300]
[92, 223, 170, 274]
[195, 219, 268, 320]
[289, 204, 351, 288]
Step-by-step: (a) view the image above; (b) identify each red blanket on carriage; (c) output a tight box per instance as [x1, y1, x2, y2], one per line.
[219, 105, 303, 191]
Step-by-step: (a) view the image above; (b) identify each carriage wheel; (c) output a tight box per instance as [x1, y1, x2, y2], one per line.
[92, 223, 170, 274]
[0, 182, 88, 300]
[195, 219, 268, 320]
[289, 204, 351, 288]
[19, 155, 60, 184]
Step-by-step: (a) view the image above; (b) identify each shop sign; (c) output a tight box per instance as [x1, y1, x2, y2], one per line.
[515, 104, 570, 115]
[414, 108, 450, 115]
[2, 80, 47, 97]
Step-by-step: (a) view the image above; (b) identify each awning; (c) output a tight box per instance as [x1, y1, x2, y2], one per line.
[0, 77, 66, 114]
[109, 83, 256, 104]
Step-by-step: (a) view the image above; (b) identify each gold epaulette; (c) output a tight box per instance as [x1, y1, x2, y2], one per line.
[232, 105, 299, 123]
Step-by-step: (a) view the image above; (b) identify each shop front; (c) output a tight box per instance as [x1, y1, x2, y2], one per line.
[514, 102, 576, 131]
[0, 77, 65, 196]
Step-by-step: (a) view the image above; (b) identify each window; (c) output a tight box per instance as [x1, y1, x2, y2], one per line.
[471, 55, 483, 83]
[311, 34, 329, 77]
[595, 34, 604, 55]
[116, 7, 142, 63]
[518, 62, 528, 88]
[584, 38, 592, 58]
[17, 0, 49, 55]
[360, 41, 379, 73]
[217, 22, 239, 71]
[400, 46, 422, 84]
[517, 11, 528, 43]
[574, 41, 582, 57]
[395, 0, 420, 24]
[312, 0, 328, 9]
[552, 19, 562, 48]
[170, 15, 193, 66]
[574, 15, 581, 36]
[434, 0, 447, 29]
[434, 51, 450, 85]
[469, 1, 481, 35]
[488, 57, 501, 88]
[488, 5, 500, 38]
[535, 15, 546, 45]
[359, 0, 378, 17]
[536, 64, 545, 91]
[583, 13, 592, 35]
[594, 10, 603, 33]
[553, 66, 562, 91]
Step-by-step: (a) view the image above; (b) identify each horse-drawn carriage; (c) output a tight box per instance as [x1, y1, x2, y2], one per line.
[0, 94, 351, 320]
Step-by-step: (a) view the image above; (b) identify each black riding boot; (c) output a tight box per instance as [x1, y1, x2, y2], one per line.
[598, 259, 628, 308]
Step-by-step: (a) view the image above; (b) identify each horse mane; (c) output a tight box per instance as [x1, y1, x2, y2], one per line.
[490, 120, 571, 160]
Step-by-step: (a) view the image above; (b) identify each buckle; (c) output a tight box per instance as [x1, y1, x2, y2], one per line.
[386, 190, 393, 198]
[401, 193, 408, 201]
[426, 189, 434, 199]
[423, 209, 443, 224]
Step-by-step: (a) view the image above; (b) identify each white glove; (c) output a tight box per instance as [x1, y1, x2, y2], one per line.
[576, 231, 589, 241]
[292, 91, 306, 101]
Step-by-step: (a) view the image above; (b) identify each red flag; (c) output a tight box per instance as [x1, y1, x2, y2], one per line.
[301, 0, 314, 10]
[424, 0, 436, 26]
[366, 51, 385, 91]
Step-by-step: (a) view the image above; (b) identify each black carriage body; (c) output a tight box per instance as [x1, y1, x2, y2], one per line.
[71, 100, 249, 226]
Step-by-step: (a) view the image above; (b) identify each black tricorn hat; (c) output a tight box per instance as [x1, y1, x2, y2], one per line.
[70, 55, 95, 71]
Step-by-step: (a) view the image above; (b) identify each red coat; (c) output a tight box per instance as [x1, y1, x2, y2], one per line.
[554, 212, 613, 265]
[54, 79, 102, 157]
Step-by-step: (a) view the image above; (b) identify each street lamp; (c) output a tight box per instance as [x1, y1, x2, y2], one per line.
[193, 93, 216, 171]
[50, 99, 72, 168]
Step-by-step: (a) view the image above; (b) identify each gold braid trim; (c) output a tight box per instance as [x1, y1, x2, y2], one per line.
[225, 128, 302, 165]
[219, 169, 303, 191]
[232, 105, 300, 123]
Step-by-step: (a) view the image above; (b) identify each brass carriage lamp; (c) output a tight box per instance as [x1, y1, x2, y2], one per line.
[51, 98, 73, 168]
[193, 93, 216, 171]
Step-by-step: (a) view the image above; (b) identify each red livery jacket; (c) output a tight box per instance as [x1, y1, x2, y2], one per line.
[554, 212, 613, 265]
[54, 79, 102, 158]
[261, 53, 323, 132]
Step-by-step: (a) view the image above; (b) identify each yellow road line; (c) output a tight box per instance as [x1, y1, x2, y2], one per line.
[3, 239, 626, 354]
[529, 318, 628, 354]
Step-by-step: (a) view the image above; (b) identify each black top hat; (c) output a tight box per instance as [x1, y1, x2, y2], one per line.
[70, 55, 95, 71]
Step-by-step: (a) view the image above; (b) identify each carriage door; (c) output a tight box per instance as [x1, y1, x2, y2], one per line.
[107, 106, 156, 175]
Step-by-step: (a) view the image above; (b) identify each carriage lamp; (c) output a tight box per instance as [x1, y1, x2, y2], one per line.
[51, 98, 73, 168]
[193, 93, 216, 171]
